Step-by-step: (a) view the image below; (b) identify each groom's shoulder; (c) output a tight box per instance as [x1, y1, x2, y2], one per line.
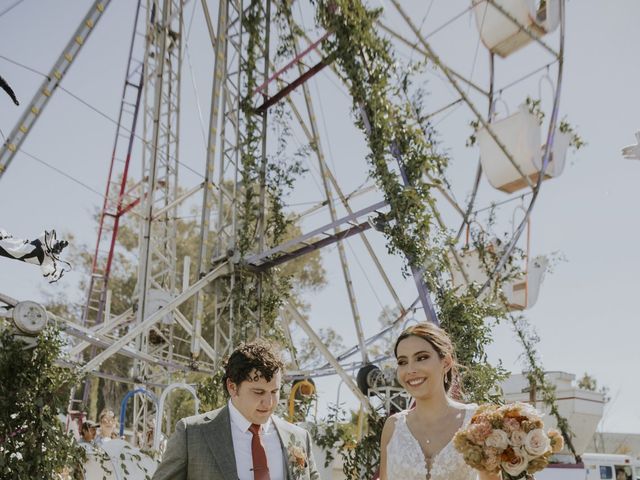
[273, 416, 311, 437]
[180, 406, 227, 427]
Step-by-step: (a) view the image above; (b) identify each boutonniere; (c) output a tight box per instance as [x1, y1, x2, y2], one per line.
[287, 436, 308, 478]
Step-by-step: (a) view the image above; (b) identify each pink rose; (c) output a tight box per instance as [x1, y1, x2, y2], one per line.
[524, 429, 551, 457]
[503, 418, 521, 435]
[468, 422, 493, 444]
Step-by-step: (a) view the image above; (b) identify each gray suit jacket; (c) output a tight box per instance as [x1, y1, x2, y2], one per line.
[152, 406, 320, 480]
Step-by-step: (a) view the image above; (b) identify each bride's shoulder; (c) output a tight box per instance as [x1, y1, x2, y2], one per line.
[382, 410, 409, 437]
[383, 410, 405, 429]
[450, 401, 479, 416]
[390, 409, 410, 419]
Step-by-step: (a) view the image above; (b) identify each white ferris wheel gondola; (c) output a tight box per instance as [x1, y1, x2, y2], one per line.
[476, 104, 571, 193]
[472, 0, 561, 58]
[449, 213, 549, 312]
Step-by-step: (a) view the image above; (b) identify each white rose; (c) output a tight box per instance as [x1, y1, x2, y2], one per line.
[510, 429, 527, 447]
[518, 402, 542, 421]
[524, 428, 551, 457]
[485, 429, 509, 450]
[502, 447, 528, 477]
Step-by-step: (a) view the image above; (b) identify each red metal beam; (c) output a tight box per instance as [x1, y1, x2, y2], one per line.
[255, 53, 336, 114]
[254, 32, 330, 94]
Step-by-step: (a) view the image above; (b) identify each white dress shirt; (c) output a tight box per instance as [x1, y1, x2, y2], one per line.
[228, 400, 285, 480]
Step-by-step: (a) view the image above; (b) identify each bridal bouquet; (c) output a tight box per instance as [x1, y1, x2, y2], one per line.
[453, 402, 564, 479]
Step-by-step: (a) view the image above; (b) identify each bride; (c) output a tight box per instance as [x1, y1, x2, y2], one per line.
[380, 323, 500, 480]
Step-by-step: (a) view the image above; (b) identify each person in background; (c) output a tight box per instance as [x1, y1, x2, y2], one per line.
[78, 420, 98, 445]
[94, 409, 119, 445]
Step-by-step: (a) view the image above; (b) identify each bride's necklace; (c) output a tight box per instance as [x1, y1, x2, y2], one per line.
[422, 432, 436, 480]
[414, 408, 459, 480]
[425, 456, 433, 480]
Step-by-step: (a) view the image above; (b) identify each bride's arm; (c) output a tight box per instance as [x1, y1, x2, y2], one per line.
[378, 416, 396, 480]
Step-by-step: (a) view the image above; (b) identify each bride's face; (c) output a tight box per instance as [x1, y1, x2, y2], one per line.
[395, 335, 450, 398]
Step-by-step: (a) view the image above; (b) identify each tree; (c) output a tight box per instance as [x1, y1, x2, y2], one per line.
[577, 372, 610, 402]
[0, 324, 85, 479]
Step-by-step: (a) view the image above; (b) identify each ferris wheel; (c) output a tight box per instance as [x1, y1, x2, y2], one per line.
[0, 0, 570, 449]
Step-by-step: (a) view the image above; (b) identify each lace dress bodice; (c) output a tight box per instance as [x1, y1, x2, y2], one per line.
[386, 405, 477, 480]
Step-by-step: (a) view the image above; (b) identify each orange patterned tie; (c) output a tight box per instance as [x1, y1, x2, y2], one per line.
[249, 423, 270, 480]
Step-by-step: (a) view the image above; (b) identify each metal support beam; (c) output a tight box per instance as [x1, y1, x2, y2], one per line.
[81, 260, 230, 372]
[255, 55, 334, 114]
[289, 30, 369, 363]
[284, 300, 370, 408]
[255, 218, 372, 270]
[0, 0, 112, 177]
[245, 200, 387, 265]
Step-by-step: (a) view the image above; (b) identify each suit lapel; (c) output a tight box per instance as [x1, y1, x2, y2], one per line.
[272, 416, 292, 480]
[203, 406, 239, 480]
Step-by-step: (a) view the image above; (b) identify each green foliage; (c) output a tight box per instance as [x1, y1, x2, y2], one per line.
[577, 372, 610, 402]
[525, 96, 546, 124]
[196, 366, 227, 412]
[511, 315, 580, 460]
[310, 405, 356, 468]
[309, 405, 382, 480]
[436, 287, 508, 403]
[559, 119, 586, 151]
[0, 324, 85, 479]
[232, 0, 311, 344]
[526, 96, 586, 151]
[341, 412, 384, 480]
[316, 0, 447, 275]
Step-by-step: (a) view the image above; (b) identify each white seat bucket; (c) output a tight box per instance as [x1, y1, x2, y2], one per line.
[450, 249, 548, 311]
[472, 0, 560, 58]
[449, 247, 501, 302]
[537, 129, 571, 178]
[83, 439, 158, 480]
[504, 255, 548, 310]
[477, 106, 542, 193]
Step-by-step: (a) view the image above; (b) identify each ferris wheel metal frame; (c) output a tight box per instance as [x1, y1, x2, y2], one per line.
[0, 0, 568, 446]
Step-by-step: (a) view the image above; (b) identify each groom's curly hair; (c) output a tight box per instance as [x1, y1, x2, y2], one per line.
[222, 339, 284, 394]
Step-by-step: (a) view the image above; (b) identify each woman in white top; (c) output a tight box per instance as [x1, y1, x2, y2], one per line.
[380, 322, 501, 480]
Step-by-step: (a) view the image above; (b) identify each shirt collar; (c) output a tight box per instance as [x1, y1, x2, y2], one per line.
[228, 400, 273, 434]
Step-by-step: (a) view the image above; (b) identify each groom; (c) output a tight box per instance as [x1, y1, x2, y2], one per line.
[152, 339, 320, 480]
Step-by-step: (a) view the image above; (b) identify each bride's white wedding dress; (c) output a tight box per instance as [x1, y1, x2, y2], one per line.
[386, 404, 478, 480]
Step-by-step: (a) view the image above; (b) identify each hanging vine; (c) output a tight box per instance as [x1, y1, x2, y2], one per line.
[305, 0, 581, 472]
[233, 0, 306, 343]
[511, 315, 580, 460]
[315, 0, 447, 274]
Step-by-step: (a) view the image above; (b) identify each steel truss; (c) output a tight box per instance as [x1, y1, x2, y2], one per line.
[0, 0, 567, 439]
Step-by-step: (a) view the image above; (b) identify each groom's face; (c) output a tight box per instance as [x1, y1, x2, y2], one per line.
[228, 369, 282, 424]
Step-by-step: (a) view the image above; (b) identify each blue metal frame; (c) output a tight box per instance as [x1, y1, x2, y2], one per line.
[119, 388, 158, 438]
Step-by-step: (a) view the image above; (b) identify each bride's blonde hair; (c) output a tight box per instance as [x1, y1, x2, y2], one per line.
[394, 322, 460, 394]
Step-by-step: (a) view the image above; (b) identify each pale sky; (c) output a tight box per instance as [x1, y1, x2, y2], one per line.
[0, 0, 638, 437]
